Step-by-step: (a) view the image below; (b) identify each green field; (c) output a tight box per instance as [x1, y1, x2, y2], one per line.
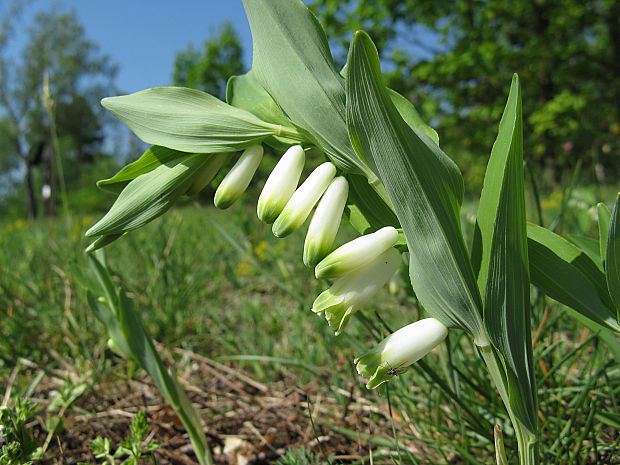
[1, 184, 619, 464]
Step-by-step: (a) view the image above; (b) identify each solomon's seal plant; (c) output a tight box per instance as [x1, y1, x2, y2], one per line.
[85, 0, 620, 463]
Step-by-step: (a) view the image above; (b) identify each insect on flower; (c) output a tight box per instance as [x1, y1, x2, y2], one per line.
[386, 363, 407, 377]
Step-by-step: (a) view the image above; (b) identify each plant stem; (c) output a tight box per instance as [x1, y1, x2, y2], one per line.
[478, 343, 537, 465]
[271, 123, 307, 142]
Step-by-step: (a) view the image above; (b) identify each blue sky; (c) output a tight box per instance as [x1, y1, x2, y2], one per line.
[3, 0, 255, 94]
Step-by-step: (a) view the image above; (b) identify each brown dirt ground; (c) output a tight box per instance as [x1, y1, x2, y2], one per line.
[20, 348, 414, 465]
[10, 348, 619, 464]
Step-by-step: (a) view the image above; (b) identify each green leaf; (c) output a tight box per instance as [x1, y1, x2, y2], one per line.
[117, 286, 209, 464]
[597, 202, 611, 267]
[102, 86, 290, 153]
[242, 0, 368, 175]
[226, 71, 311, 151]
[242, 0, 400, 232]
[341, 63, 439, 146]
[85, 234, 124, 253]
[567, 234, 604, 272]
[345, 31, 484, 339]
[388, 89, 439, 146]
[473, 74, 536, 433]
[86, 252, 211, 465]
[85, 256, 135, 361]
[97, 146, 200, 194]
[226, 71, 292, 128]
[527, 223, 620, 332]
[606, 194, 620, 318]
[86, 154, 208, 238]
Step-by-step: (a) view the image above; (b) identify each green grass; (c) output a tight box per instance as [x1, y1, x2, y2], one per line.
[1, 186, 619, 464]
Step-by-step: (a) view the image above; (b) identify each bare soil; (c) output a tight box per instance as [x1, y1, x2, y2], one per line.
[23, 349, 404, 465]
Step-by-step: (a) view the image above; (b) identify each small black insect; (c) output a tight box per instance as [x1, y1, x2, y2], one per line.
[386, 363, 407, 377]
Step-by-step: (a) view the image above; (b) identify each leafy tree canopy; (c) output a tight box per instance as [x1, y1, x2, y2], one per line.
[310, 0, 620, 187]
[0, 6, 118, 217]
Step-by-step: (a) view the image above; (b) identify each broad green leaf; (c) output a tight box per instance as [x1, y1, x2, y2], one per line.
[567, 234, 604, 272]
[598, 202, 611, 267]
[346, 31, 484, 340]
[97, 146, 199, 194]
[607, 194, 620, 318]
[226, 71, 312, 151]
[226, 71, 293, 128]
[388, 89, 439, 146]
[473, 74, 536, 432]
[341, 63, 439, 146]
[86, 154, 208, 238]
[242, 0, 400, 233]
[242, 0, 368, 176]
[527, 223, 620, 332]
[102, 86, 297, 153]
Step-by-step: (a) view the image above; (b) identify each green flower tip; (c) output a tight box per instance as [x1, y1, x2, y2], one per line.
[257, 145, 305, 223]
[272, 161, 336, 238]
[303, 176, 349, 268]
[311, 248, 401, 335]
[214, 144, 263, 209]
[315, 226, 399, 279]
[355, 318, 448, 389]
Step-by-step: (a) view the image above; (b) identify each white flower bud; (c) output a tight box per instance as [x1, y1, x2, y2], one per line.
[312, 248, 401, 335]
[257, 145, 305, 223]
[186, 153, 228, 196]
[214, 144, 263, 209]
[315, 226, 399, 279]
[355, 318, 448, 389]
[303, 176, 349, 268]
[272, 162, 336, 238]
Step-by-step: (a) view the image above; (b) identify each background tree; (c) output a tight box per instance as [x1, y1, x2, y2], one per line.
[310, 0, 620, 189]
[0, 6, 117, 218]
[172, 22, 244, 101]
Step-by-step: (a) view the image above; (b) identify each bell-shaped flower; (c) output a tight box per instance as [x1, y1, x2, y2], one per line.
[257, 145, 305, 223]
[312, 248, 401, 335]
[272, 161, 336, 238]
[186, 153, 229, 196]
[303, 176, 349, 268]
[355, 318, 448, 389]
[214, 144, 263, 209]
[315, 226, 399, 279]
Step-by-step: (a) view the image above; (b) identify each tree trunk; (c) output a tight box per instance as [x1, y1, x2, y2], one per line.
[43, 145, 55, 217]
[24, 160, 37, 219]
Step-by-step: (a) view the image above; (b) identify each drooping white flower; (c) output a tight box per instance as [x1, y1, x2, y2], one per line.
[312, 248, 401, 335]
[186, 153, 229, 196]
[303, 176, 349, 268]
[314, 226, 399, 279]
[355, 318, 448, 389]
[257, 145, 305, 223]
[214, 144, 263, 209]
[272, 161, 336, 238]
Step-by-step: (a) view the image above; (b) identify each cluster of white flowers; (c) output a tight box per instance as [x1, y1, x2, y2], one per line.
[204, 143, 448, 389]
